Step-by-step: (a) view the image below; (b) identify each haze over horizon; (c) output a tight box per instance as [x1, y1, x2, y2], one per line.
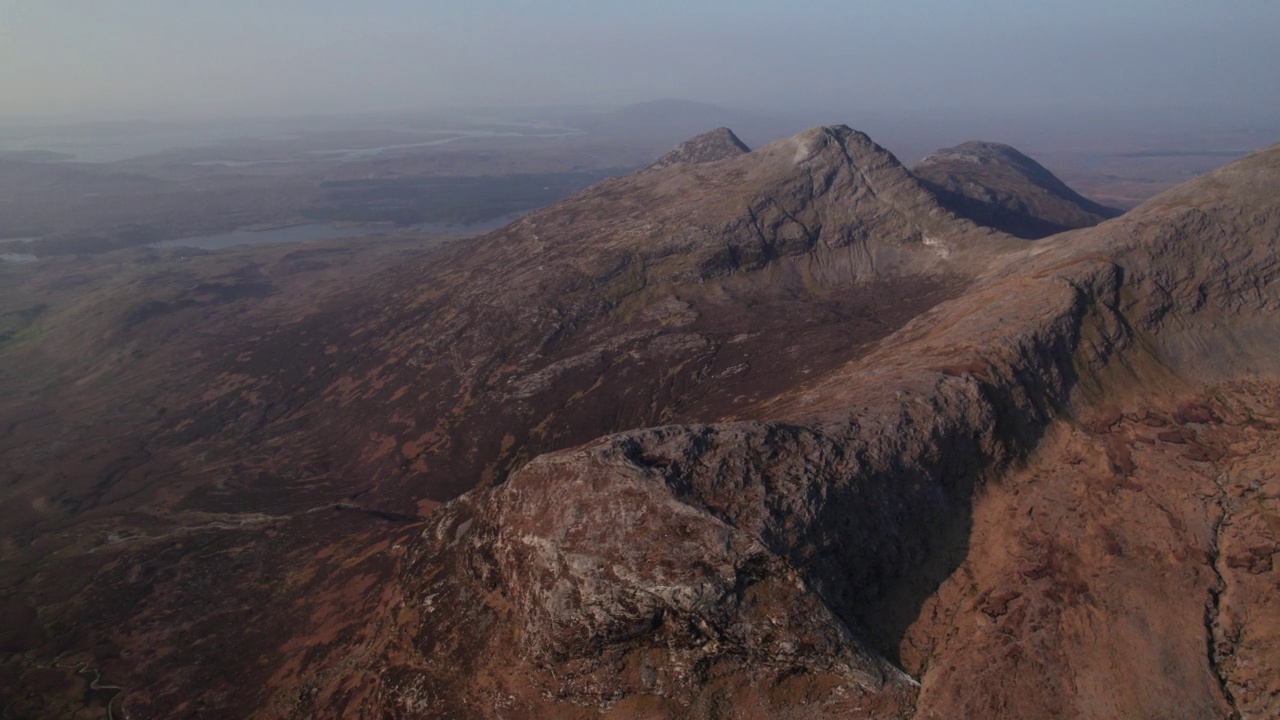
[2, 0, 1278, 125]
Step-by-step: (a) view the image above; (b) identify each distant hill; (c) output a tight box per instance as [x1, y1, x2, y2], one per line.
[569, 99, 795, 153]
[647, 126, 751, 169]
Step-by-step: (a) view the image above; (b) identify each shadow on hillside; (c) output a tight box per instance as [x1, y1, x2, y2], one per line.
[918, 178, 1122, 240]
[808, 326, 1089, 669]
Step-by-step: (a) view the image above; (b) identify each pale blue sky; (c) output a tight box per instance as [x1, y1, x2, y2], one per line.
[1, 0, 1277, 121]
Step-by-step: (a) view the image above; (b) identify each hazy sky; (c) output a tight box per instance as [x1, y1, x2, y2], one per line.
[2, 0, 1278, 121]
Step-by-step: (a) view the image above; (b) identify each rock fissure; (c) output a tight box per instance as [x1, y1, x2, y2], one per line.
[1206, 468, 1243, 719]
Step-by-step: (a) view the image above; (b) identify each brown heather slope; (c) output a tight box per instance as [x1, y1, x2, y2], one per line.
[913, 140, 1122, 239]
[0, 237, 459, 719]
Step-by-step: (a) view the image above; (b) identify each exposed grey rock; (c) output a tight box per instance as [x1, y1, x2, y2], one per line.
[647, 126, 751, 169]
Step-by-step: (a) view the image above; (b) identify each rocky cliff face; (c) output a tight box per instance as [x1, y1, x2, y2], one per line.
[913, 140, 1122, 238]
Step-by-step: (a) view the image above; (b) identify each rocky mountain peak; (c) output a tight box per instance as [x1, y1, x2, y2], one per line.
[917, 140, 1074, 193]
[919, 139, 1026, 164]
[496, 124, 997, 298]
[783, 124, 880, 163]
[647, 126, 751, 169]
[913, 139, 1122, 238]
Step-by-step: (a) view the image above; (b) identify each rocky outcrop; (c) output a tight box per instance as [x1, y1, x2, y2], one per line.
[913, 140, 1122, 238]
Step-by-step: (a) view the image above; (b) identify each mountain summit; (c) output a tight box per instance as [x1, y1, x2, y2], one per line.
[913, 140, 1121, 238]
[647, 126, 751, 169]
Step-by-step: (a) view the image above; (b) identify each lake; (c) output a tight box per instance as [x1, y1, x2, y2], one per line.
[305, 129, 584, 162]
[151, 213, 526, 251]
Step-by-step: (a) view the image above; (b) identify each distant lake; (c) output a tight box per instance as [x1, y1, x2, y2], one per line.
[305, 129, 584, 162]
[152, 224, 375, 251]
[192, 159, 292, 168]
[414, 212, 526, 236]
[151, 213, 526, 251]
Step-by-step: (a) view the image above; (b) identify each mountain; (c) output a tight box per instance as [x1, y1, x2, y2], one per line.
[568, 99, 798, 152]
[145, 126, 1011, 513]
[912, 140, 1122, 238]
[2, 125, 1279, 718]
[344, 138, 1280, 718]
[0, 125, 1010, 717]
[647, 126, 751, 169]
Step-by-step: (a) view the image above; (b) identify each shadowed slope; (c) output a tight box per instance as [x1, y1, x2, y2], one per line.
[913, 140, 1122, 238]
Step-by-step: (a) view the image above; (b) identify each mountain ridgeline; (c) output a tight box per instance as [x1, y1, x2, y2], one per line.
[2, 124, 1279, 719]
[355, 132, 1280, 718]
[159, 125, 1016, 512]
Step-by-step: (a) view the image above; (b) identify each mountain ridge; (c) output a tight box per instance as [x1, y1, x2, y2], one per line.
[368, 140, 1280, 717]
[161, 124, 1010, 511]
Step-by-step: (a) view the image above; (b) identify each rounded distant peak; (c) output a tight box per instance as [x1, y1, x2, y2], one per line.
[917, 141, 1029, 168]
[648, 127, 751, 170]
[912, 139, 1122, 238]
[915, 139, 1100, 201]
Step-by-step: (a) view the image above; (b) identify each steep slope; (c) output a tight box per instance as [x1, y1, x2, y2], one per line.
[913, 140, 1122, 238]
[371, 143, 1280, 718]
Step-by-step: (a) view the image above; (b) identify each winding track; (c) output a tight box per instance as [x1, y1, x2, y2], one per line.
[52, 654, 125, 720]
